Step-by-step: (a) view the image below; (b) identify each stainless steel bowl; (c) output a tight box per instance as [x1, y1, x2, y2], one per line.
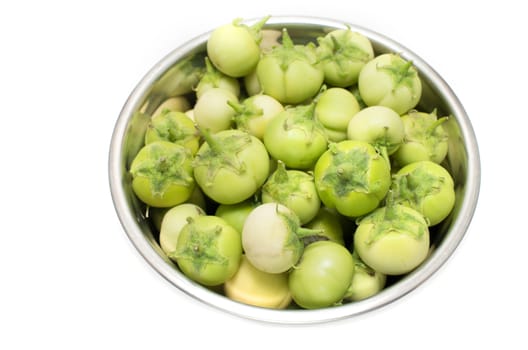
[109, 16, 481, 324]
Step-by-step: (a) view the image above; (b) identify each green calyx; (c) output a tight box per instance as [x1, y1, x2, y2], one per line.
[147, 111, 196, 143]
[425, 110, 449, 135]
[405, 110, 449, 142]
[199, 57, 227, 87]
[318, 30, 371, 63]
[390, 165, 446, 209]
[276, 206, 324, 248]
[321, 146, 372, 197]
[262, 161, 314, 204]
[416, 111, 449, 158]
[232, 15, 271, 44]
[371, 133, 392, 166]
[281, 103, 326, 138]
[352, 251, 377, 276]
[378, 55, 418, 91]
[267, 28, 318, 71]
[169, 220, 228, 271]
[358, 204, 428, 245]
[228, 98, 264, 131]
[130, 143, 193, 195]
[193, 129, 251, 185]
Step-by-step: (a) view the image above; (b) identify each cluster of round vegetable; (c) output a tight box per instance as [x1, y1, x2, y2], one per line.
[128, 16, 456, 310]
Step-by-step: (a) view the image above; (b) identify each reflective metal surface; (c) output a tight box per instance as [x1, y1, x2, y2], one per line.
[109, 16, 481, 324]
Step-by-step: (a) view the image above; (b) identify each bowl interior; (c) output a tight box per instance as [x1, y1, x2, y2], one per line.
[109, 16, 480, 324]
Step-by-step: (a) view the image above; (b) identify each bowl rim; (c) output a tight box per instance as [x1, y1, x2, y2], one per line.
[108, 15, 481, 324]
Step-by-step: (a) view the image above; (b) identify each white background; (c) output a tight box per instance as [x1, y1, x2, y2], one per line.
[1, 0, 526, 348]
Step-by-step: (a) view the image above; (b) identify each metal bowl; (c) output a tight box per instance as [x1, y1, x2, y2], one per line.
[108, 16, 481, 324]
